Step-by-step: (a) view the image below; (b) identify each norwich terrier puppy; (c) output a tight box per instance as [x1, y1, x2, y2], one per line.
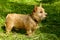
[5, 4, 47, 36]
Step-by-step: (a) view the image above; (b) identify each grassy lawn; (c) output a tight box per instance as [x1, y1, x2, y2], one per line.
[0, 0, 60, 40]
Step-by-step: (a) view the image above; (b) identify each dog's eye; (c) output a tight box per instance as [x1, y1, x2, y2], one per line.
[40, 11, 43, 13]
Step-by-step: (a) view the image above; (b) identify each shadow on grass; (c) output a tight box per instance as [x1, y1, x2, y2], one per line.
[12, 28, 26, 35]
[1, 26, 26, 35]
[1, 26, 6, 33]
[39, 20, 60, 37]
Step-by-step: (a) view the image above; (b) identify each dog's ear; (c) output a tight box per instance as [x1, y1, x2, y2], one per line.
[33, 5, 37, 12]
[39, 3, 42, 7]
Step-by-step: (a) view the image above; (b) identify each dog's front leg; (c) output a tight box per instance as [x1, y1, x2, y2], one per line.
[32, 25, 39, 34]
[26, 29, 32, 36]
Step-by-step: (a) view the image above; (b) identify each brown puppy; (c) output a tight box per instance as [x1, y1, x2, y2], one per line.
[5, 4, 47, 36]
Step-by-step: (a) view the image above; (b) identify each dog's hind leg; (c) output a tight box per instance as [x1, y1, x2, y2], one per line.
[5, 22, 14, 34]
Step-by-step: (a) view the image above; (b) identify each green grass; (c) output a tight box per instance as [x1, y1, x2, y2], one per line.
[0, 0, 60, 40]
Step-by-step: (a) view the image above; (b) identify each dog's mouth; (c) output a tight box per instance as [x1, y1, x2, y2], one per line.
[41, 15, 47, 20]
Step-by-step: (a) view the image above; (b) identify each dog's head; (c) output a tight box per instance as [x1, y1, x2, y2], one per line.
[32, 4, 47, 21]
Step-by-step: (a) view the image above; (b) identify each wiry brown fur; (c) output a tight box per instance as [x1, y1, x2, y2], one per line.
[5, 5, 47, 36]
